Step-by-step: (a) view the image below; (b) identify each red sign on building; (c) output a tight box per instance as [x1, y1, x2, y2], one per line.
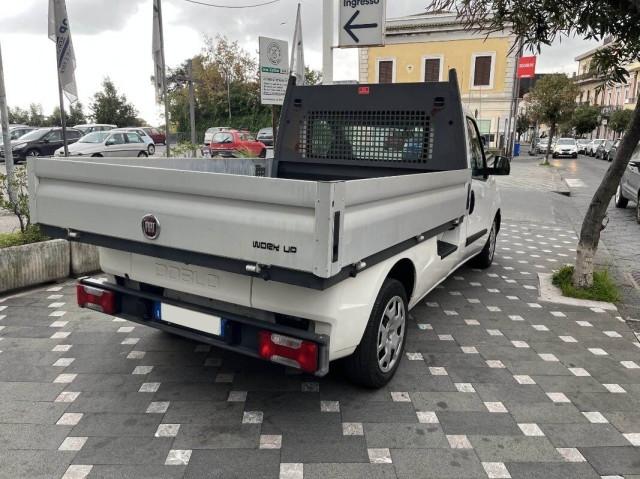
[517, 56, 537, 79]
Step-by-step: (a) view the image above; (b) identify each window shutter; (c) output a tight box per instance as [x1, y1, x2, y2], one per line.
[473, 56, 492, 86]
[378, 61, 393, 84]
[424, 58, 440, 82]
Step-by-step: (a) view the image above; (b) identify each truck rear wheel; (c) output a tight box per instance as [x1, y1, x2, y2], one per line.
[344, 278, 407, 388]
[471, 220, 497, 269]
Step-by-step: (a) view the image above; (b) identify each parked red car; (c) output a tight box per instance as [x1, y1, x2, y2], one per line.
[142, 127, 166, 145]
[208, 130, 267, 158]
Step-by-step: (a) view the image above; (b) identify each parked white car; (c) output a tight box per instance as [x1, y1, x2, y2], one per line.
[112, 128, 156, 155]
[552, 138, 578, 159]
[73, 124, 117, 135]
[55, 131, 149, 157]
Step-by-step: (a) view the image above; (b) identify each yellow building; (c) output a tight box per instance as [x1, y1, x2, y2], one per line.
[359, 11, 518, 147]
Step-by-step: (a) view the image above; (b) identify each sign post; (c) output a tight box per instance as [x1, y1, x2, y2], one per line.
[339, 0, 385, 48]
[260, 37, 289, 149]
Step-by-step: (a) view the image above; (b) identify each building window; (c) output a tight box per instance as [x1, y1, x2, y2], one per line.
[377, 59, 395, 84]
[471, 53, 495, 88]
[423, 57, 441, 82]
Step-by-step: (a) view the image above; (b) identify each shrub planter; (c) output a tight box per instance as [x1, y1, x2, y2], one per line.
[0, 240, 101, 294]
[0, 240, 70, 293]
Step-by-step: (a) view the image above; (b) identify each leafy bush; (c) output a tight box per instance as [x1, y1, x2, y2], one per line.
[0, 225, 48, 249]
[552, 265, 620, 303]
[0, 167, 31, 233]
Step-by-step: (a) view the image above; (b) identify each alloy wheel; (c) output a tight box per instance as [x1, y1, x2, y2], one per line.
[376, 296, 406, 373]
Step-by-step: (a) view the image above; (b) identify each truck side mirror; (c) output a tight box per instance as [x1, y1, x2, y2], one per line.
[488, 155, 511, 176]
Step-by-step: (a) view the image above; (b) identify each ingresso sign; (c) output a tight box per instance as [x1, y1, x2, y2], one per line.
[338, 0, 385, 48]
[259, 37, 289, 106]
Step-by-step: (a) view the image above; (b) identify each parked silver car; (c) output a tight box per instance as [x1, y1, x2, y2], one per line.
[615, 142, 640, 223]
[112, 128, 156, 155]
[55, 131, 148, 157]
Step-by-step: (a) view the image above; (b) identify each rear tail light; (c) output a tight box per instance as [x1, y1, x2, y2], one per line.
[258, 331, 318, 373]
[76, 284, 118, 315]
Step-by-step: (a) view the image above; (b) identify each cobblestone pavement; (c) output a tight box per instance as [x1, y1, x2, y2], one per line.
[1, 220, 639, 479]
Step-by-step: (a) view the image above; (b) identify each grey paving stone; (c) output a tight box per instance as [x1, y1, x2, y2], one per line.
[303, 463, 398, 479]
[504, 462, 601, 479]
[162, 401, 244, 425]
[569, 392, 640, 412]
[391, 448, 486, 479]
[71, 413, 162, 437]
[533, 375, 607, 393]
[409, 391, 487, 412]
[363, 423, 449, 449]
[0, 423, 70, 450]
[502, 360, 571, 376]
[542, 423, 631, 447]
[69, 373, 145, 392]
[0, 363, 59, 382]
[152, 382, 230, 401]
[475, 383, 550, 407]
[73, 436, 173, 465]
[0, 381, 66, 401]
[469, 435, 563, 462]
[447, 367, 516, 384]
[580, 446, 640, 476]
[607, 411, 640, 433]
[87, 465, 186, 478]
[0, 450, 75, 479]
[341, 401, 417, 423]
[281, 428, 368, 463]
[184, 449, 280, 478]
[0, 400, 68, 425]
[385, 363, 456, 392]
[172, 423, 261, 449]
[437, 411, 522, 435]
[67, 391, 152, 414]
[146, 366, 218, 383]
[508, 403, 588, 424]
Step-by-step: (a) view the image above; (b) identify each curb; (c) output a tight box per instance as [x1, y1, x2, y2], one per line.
[537, 273, 618, 311]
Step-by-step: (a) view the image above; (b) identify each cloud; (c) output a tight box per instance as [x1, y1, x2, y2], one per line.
[0, 0, 147, 35]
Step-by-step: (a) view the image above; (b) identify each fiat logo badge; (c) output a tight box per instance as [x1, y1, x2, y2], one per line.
[141, 214, 160, 240]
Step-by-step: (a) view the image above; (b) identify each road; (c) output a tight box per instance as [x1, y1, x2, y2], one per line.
[1, 152, 640, 478]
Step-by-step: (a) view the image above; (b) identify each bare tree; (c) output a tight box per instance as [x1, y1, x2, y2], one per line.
[429, 0, 640, 289]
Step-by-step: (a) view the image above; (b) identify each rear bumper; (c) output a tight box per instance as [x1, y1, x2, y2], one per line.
[78, 277, 331, 376]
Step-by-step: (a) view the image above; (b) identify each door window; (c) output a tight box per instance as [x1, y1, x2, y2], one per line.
[46, 130, 63, 142]
[125, 133, 142, 143]
[378, 60, 394, 84]
[466, 118, 486, 176]
[109, 133, 125, 145]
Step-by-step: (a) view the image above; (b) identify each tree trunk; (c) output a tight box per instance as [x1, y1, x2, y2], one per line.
[542, 123, 556, 165]
[573, 95, 640, 288]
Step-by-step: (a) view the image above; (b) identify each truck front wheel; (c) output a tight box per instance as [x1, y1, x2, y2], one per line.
[344, 278, 407, 388]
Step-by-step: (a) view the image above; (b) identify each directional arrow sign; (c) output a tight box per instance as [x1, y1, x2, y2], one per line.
[339, 0, 385, 48]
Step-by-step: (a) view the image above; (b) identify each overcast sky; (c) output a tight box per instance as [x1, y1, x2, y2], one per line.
[0, 0, 599, 126]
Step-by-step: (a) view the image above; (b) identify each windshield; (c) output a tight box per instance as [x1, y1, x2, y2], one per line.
[80, 132, 110, 143]
[557, 139, 575, 145]
[15, 129, 48, 142]
[212, 132, 233, 143]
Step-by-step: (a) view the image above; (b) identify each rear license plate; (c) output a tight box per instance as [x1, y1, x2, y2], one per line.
[153, 302, 223, 337]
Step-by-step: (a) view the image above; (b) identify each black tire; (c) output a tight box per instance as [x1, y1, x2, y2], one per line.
[470, 219, 498, 269]
[572, 153, 578, 159]
[259, 148, 267, 159]
[552, 153, 558, 159]
[344, 278, 408, 388]
[615, 184, 628, 208]
[25, 149, 40, 159]
[91, 153, 103, 157]
[138, 151, 148, 157]
[148, 144, 156, 155]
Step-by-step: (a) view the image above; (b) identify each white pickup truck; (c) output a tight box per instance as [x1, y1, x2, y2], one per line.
[29, 70, 509, 387]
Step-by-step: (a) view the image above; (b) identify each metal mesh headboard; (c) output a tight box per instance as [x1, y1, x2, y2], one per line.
[273, 70, 467, 180]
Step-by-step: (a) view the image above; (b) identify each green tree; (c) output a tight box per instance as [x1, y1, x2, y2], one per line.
[68, 102, 86, 126]
[28, 103, 45, 126]
[167, 36, 271, 140]
[609, 109, 634, 136]
[572, 105, 601, 137]
[526, 74, 579, 164]
[515, 113, 530, 142]
[429, 0, 640, 288]
[304, 67, 323, 86]
[90, 78, 141, 127]
[8, 106, 30, 125]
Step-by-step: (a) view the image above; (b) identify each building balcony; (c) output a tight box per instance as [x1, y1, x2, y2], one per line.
[573, 71, 603, 84]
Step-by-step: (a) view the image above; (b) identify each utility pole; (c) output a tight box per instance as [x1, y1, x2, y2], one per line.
[322, 0, 334, 84]
[187, 59, 196, 152]
[506, 40, 523, 157]
[0, 42, 16, 203]
[56, 75, 70, 157]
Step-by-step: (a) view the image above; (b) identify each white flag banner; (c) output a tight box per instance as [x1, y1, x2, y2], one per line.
[48, 0, 78, 103]
[290, 3, 305, 86]
[152, 0, 165, 103]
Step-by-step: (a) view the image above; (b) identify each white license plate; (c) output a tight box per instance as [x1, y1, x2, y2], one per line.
[156, 303, 222, 337]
